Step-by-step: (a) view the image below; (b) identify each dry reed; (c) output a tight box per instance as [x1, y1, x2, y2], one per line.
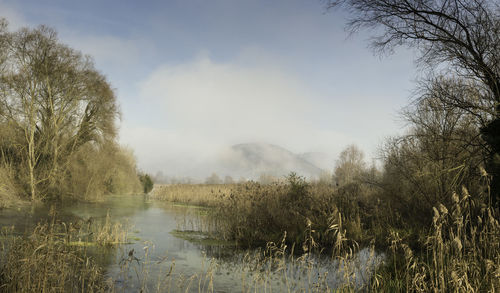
[151, 184, 234, 207]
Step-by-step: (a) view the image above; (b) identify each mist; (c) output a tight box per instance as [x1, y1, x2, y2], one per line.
[121, 55, 347, 180]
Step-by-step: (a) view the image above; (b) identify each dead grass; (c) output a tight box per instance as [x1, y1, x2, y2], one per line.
[151, 184, 234, 207]
[0, 223, 107, 292]
[375, 187, 500, 292]
[1, 180, 498, 292]
[0, 209, 130, 292]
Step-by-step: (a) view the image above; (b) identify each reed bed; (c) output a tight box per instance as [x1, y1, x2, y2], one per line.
[0, 225, 106, 292]
[151, 176, 382, 251]
[209, 175, 499, 291]
[0, 207, 131, 292]
[376, 187, 500, 292]
[213, 174, 376, 251]
[2, 179, 498, 292]
[151, 184, 235, 207]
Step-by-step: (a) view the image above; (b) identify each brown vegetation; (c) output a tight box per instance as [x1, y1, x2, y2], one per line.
[0, 20, 142, 203]
[0, 210, 129, 292]
[2, 0, 500, 290]
[151, 184, 234, 207]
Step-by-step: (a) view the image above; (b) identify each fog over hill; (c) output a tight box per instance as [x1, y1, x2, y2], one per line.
[154, 143, 329, 183]
[298, 152, 335, 171]
[219, 143, 326, 180]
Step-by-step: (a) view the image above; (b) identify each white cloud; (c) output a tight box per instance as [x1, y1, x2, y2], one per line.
[121, 56, 352, 176]
[141, 57, 312, 137]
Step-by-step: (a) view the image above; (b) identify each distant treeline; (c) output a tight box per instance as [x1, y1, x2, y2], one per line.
[0, 20, 143, 203]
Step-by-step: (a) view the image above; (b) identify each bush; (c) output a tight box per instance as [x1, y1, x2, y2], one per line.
[139, 173, 154, 194]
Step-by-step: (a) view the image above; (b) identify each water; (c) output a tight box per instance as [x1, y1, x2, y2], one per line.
[0, 195, 383, 292]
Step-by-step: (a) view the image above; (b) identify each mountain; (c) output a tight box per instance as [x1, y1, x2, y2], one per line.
[218, 143, 325, 180]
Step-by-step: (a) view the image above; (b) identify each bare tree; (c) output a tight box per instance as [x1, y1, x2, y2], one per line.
[328, 0, 500, 206]
[205, 172, 222, 184]
[224, 175, 235, 184]
[328, 0, 499, 91]
[334, 144, 366, 186]
[383, 81, 485, 218]
[0, 23, 119, 200]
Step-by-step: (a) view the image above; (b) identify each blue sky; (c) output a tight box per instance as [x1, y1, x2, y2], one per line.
[1, 0, 417, 176]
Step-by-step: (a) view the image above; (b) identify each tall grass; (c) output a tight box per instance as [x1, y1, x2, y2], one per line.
[376, 187, 500, 292]
[212, 174, 380, 251]
[151, 184, 234, 207]
[152, 176, 384, 251]
[194, 174, 499, 291]
[0, 208, 131, 292]
[0, 224, 104, 292]
[2, 178, 497, 291]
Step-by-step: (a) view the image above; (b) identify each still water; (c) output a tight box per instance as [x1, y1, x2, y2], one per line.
[0, 195, 383, 292]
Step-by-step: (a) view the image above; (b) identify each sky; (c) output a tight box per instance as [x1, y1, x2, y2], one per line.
[0, 0, 418, 177]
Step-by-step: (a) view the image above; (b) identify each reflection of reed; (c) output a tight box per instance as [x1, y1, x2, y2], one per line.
[113, 238, 382, 292]
[160, 203, 219, 235]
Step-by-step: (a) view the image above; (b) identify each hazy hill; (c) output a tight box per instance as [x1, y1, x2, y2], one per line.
[219, 143, 325, 180]
[298, 152, 334, 171]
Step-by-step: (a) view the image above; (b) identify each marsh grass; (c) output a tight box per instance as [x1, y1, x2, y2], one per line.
[154, 176, 382, 252]
[0, 223, 106, 292]
[375, 187, 500, 292]
[157, 175, 499, 291]
[0, 209, 130, 292]
[213, 175, 363, 251]
[1, 180, 498, 292]
[94, 211, 130, 246]
[151, 184, 234, 207]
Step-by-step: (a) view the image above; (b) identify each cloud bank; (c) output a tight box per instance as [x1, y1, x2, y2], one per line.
[121, 56, 349, 177]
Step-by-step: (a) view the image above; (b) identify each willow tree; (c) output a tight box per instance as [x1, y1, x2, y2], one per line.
[329, 0, 500, 207]
[0, 22, 119, 200]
